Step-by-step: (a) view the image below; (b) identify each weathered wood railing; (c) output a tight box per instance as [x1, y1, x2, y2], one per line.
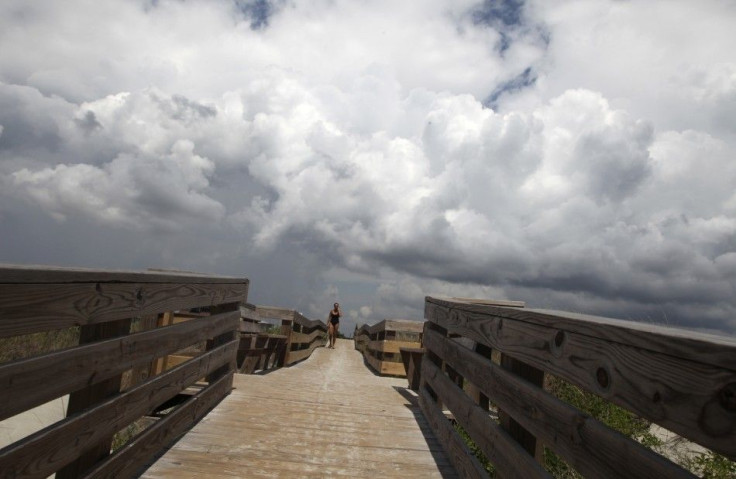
[354, 319, 423, 376]
[0, 265, 247, 478]
[419, 296, 736, 478]
[235, 303, 286, 374]
[254, 305, 328, 366]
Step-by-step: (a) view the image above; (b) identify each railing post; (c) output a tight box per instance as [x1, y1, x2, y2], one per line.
[420, 321, 447, 408]
[255, 334, 269, 370]
[465, 342, 492, 411]
[205, 303, 239, 386]
[57, 317, 132, 479]
[237, 334, 255, 373]
[278, 319, 293, 366]
[149, 311, 175, 376]
[261, 337, 283, 370]
[498, 353, 545, 461]
[399, 347, 424, 391]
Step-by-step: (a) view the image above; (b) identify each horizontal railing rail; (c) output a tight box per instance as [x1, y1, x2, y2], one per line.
[0, 264, 247, 478]
[354, 319, 424, 376]
[419, 296, 736, 478]
[255, 305, 328, 366]
[234, 304, 286, 374]
[236, 333, 287, 374]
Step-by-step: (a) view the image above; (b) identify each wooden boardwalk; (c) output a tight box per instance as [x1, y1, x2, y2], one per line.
[142, 339, 458, 478]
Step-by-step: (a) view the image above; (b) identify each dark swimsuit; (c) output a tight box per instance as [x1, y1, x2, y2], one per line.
[329, 311, 340, 325]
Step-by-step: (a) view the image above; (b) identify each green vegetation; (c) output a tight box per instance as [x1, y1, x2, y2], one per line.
[547, 375, 661, 445]
[546, 376, 735, 477]
[111, 419, 150, 452]
[543, 375, 662, 477]
[453, 422, 496, 476]
[265, 324, 283, 335]
[451, 374, 735, 478]
[0, 327, 80, 364]
[684, 451, 736, 479]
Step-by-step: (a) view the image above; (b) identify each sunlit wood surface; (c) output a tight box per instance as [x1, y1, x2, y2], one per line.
[143, 338, 457, 478]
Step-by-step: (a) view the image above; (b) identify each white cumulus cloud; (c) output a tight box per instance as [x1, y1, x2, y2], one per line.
[1, 0, 735, 333]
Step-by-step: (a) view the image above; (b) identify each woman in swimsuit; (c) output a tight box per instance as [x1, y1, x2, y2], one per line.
[327, 303, 341, 349]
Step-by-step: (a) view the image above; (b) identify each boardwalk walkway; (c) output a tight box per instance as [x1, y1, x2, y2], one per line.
[143, 339, 458, 478]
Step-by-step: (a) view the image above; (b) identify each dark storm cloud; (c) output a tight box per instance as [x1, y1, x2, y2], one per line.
[74, 111, 102, 134]
[1, 0, 735, 334]
[158, 94, 217, 122]
[0, 86, 63, 153]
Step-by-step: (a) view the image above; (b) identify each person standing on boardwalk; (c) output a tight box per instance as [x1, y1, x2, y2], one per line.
[327, 303, 341, 349]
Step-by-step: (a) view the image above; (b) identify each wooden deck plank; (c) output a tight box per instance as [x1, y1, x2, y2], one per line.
[142, 339, 458, 478]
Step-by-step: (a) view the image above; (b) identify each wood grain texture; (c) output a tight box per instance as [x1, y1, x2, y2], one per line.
[293, 313, 328, 332]
[0, 264, 246, 284]
[254, 305, 296, 322]
[362, 350, 408, 376]
[82, 373, 233, 479]
[279, 319, 293, 366]
[368, 339, 423, 354]
[0, 282, 247, 337]
[285, 346, 318, 364]
[141, 339, 458, 478]
[238, 320, 263, 333]
[57, 317, 132, 479]
[425, 298, 736, 457]
[289, 328, 325, 345]
[423, 328, 696, 479]
[239, 303, 260, 322]
[362, 348, 384, 373]
[426, 296, 736, 370]
[355, 320, 424, 378]
[0, 311, 239, 422]
[0, 340, 237, 479]
[444, 297, 526, 308]
[417, 387, 488, 479]
[421, 358, 551, 478]
[353, 329, 370, 353]
[498, 351, 544, 461]
[358, 319, 424, 336]
[150, 312, 176, 376]
[400, 348, 424, 391]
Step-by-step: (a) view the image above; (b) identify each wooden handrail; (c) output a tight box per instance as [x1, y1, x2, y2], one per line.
[0, 265, 247, 478]
[353, 319, 423, 376]
[254, 305, 328, 366]
[419, 296, 736, 478]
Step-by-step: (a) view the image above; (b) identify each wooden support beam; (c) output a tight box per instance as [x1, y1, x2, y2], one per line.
[57, 317, 131, 479]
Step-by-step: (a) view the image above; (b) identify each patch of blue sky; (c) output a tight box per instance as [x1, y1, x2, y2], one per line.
[484, 66, 537, 109]
[470, 0, 527, 57]
[234, 0, 274, 30]
[471, 0, 525, 29]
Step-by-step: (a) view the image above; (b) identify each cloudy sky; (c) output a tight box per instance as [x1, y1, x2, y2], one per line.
[1, 0, 735, 334]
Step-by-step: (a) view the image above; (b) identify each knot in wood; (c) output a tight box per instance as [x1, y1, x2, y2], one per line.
[554, 330, 565, 348]
[596, 367, 610, 390]
[720, 383, 736, 412]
